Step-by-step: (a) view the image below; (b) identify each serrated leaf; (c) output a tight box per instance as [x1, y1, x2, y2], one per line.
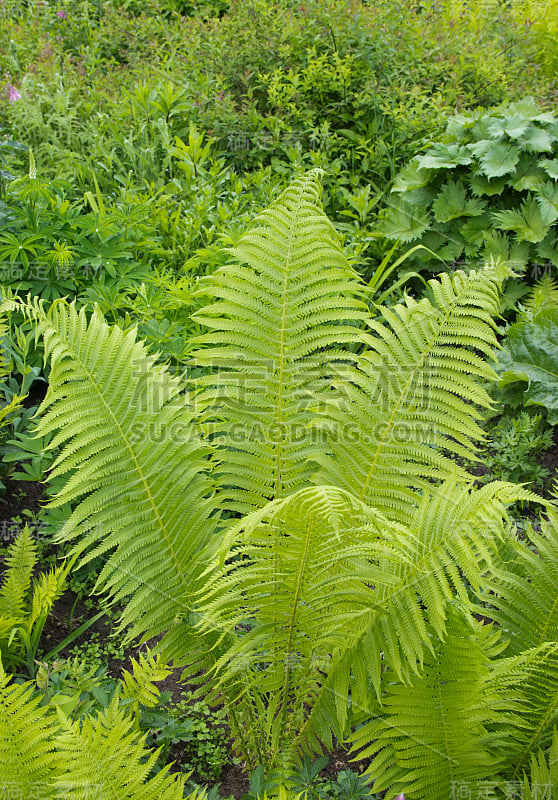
[537, 231, 558, 266]
[432, 180, 486, 223]
[509, 155, 546, 192]
[460, 215, 491, 251]
[508, 97, 556, 123]
[518, 125, 556, 154]
[536, 181, 558, 225]
[538, 158, 558, 179]
[468, 139, 492, 159]
[470, 173, 507, 196]
[392, 162, 431, 193]
[379, 201, 431, 242]
[478, 142, 521, 178]
[416, 143, 472, 170]
[492, 198, 549, 243]
[487, 114, 531, 140]
[498, 310, 558, 423]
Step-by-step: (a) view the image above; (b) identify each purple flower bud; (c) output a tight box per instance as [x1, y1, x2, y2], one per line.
[395, 795, 405, 800]
[6, 83, 21, 102]
[57, 8, 67, 17]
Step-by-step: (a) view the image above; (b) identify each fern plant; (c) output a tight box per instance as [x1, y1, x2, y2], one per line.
[20, 169, 554, 781]
[348, 507, 558, 799]
[0, 526, 68, 676]
[0, 657, 203, 800]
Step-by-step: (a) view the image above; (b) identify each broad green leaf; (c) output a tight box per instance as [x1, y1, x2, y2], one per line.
[432, 180, 486, 223]
[392, 162, 431, 193]
[508, 97, 556, 124]
[416, 143, 472, 170]
[460, 215, 491, 252]
[478, 142, 521, 178]
[499, 310, 558, 424]
[538, 158, 558, 180]
[537, 231, 558, 266]
[537, 182, 558, 225]
[492, 198, 549, 243]
[487, 114, 531, 140]
[470, 173, 507, 197]
[509, 155, 547, 192]
[379, 201, 431, 242]
[519, 125, 556, 154]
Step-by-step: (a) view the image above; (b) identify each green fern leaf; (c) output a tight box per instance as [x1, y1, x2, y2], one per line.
[315, 265, 507, 517]
[191, 169, 366, 513]
[0, 526, 36, 620]
[120, 647, 172, 708]
[305, 477, 537, 741]
[479, 512, 558, 778]
[29, 300, 220, 657]
[521, 728, 558, 799]
[350, 607, 519, 800]
[524, 276, 558, 318]
[196, 485, 390, 768]
[54, 697, 186, 800]
[0, 661, 60, 797]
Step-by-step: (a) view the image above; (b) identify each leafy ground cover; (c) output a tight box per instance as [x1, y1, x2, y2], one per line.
[1, 0, 558, 798]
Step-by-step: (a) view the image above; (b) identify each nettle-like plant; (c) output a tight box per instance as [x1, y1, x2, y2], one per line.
[13, 170, 558, 796]
[379, 97, 558, 273]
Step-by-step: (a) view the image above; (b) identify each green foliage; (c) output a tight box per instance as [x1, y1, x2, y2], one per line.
[498, 308, 558, 423]
[191, 170, 367, 513]
[511, 0, 558, 81]
[285, 757, 376, 799]
[0, 659, 196, 800]
[480, 411, 553, 487]
[0, 526, 68, 675]
[22, 170, 547, 780]
[520, 728, 558, 799]
[143, 690, 230, 780]
[351, 606, 518, 798]
[380, 97, 558, 273]
[350, 509, 558, 799]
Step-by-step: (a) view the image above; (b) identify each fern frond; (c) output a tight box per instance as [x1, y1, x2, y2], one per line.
[0, 662, 189, 800]
[54, 697, 186, 800]
[191, 169, 366, 513]
[520, 728, 558, 799]
[197, 479, 535, 765]
[480, 510, 558, 778]
[305, 476, 538, 736]
[524, 274, 558, 318]
[196, 485, 389, 769]
[482, 509, 558, 655]
[120, 647, 173, 708]
[315, 264, 509, 519]
[0, 526, 36, 619]
[350, 607, 523, 800]
[28, 299, 220, 657]
[0, 660, 60, 797]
